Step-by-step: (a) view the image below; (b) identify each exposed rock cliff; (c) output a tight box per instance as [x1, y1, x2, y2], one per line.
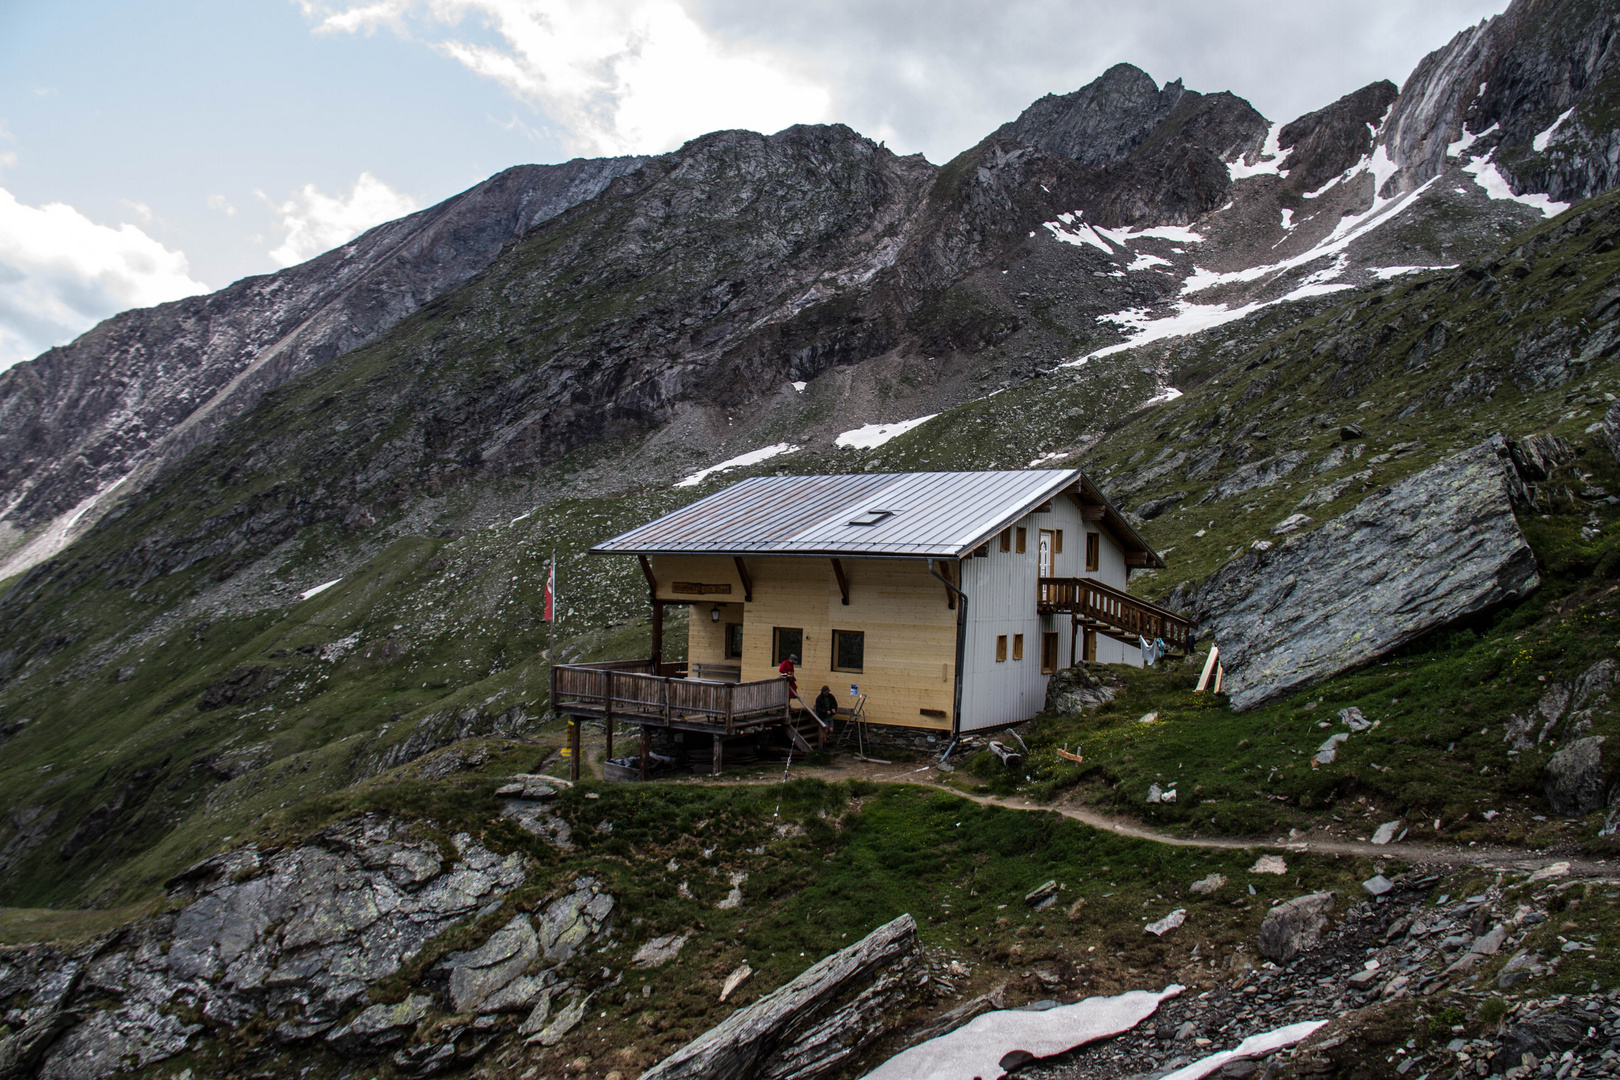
[0, 156, 646, 575]
[1172, 438, 1541, 710]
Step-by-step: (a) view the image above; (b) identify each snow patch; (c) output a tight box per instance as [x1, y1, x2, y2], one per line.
[1160, 1020, 1329, 1080]
[791, 381, 807, 393]
[1462, 150, 1570, 217]
[1044, 212, 1117, 254]
[675, 443, 801, 488]
[1279, 208, 1294, 230]
[1533, 108, 1575, 152]
[863, 986, 1182, 1080]
[1127, 252, 1172, 272]
[835, 415, 938, 450]
[299, 578, 342, 602]
[1227, 122, 1290, 180]
[1448, 121, 1497, 159]
[1142, 387, 1184, 408]
[1371, 264, 1452, 280]
[1027, 450, 1071, 467]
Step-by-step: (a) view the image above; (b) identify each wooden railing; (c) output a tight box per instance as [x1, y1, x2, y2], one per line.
[1037, 576, 1191, 644]
[551, 661, 789, 733]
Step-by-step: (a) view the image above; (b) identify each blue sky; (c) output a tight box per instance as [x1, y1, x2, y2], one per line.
[0, 0, 1510, 371]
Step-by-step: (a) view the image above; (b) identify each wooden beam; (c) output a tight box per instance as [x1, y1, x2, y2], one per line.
[605, 715, 613, 762]
[638, 554, 658, 594]
[650, 600, 664, 664]
[831, 558, 850, 605]
[569, 718, 581, 782]
[1124, 552, 1153, 567]
[733, 556, 753, 603]
[712, 734, 723, 777]
[640, 724, 651, 781]
[1080, 504, 1107, 521]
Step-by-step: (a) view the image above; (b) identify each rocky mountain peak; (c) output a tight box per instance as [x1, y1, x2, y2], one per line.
[1277, 79, 1400, 194]
[995, 63, 1193, 167]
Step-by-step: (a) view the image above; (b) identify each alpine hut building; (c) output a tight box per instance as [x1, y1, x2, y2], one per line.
[551, 469, 1189, 775]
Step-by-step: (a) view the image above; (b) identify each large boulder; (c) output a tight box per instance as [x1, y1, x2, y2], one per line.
[1545, 736, 1610, 816]
[1257, 892, 1336, 963]
[1173, 438, 1539, 710]
[641, 914, 923, 1080]
[1044, 666, 1117, 714]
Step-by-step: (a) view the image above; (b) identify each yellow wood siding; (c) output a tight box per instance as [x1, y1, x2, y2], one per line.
[651, 554, 957, 730]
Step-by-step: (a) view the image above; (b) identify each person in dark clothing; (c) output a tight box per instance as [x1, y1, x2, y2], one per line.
[814, 685, 839, 721]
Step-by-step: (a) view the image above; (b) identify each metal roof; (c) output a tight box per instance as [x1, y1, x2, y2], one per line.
[591, 470, 1163, 565]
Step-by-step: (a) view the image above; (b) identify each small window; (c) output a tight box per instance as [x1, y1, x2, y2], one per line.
[847, 509, 894, 527]
[1012, 633, 1024, 661]
[772, 627, 803, 666]
[1054, 529, 1064, 554]
[974, 543, 989, 558]
[725, 623, 744, 659]
[831, 629, 864, 672]
[995, 634, 1008, 662]
[1041, 632, 1059, 673]
[999, 528, 1011, 552]
[1085, 532, 1101, 572]
[1016, 527, 1027, 554]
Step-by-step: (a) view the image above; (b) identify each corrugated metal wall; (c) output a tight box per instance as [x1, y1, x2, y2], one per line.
[958, 496, 1141, 732]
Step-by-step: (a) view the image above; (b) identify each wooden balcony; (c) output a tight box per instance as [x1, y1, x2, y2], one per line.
[550, 659, 791, 735]
[1037, 576, 1191, 645]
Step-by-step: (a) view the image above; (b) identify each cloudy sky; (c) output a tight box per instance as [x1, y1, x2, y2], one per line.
[0, 0, 1510, 372]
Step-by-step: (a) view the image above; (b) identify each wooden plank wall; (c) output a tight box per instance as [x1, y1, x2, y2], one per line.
[649, 554, 957, 730]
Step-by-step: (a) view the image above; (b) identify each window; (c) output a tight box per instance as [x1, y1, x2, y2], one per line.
[1085, 532, 1101, 572]
[999, 528, 1011, 552]
[1054, 529, 1064, 554]
[1041, 632, 1059, 673]
[847, 509, 894, 527]
[1015, 527, 1027, 553]
[831, 629, 865, 672]
[1012, 633, 1024, 661]
[772, 627, 803, 666]
[974, 543, 989, 558]
[995, 634, 1008, 662]
[725, 623, 744, 659]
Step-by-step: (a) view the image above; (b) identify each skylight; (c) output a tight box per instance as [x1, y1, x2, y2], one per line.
[846, 509, 895, 526]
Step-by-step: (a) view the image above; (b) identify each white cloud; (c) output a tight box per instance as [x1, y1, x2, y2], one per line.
[121, 199, 154, 223]
[0, 188, 209, 372]
[262, 171, 420, 267]
[207, 193, 237, 217]
[299, 0, 834, 156]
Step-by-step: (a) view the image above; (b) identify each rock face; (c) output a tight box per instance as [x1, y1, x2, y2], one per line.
[1043, 665, 1118, 714]
[0, 157, 647, 576]
[640, 913, 923, 1080]
[1258, 893, 1337, 963]
[0, 816, 633, 1080]
[1544, 735, 1611, 815]
[1175, 438, 1540, 710]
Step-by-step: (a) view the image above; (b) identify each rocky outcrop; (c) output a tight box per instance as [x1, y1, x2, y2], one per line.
[1544, 735, 1611, 815]
[1277, 81, 1401, 196]
[996, 63, 1269, 227]
[1257, 892, 1336, 963]
[1175, 437, 1540, 710]
[1043, 665, 1118, 714]
[641, 914, 923, 1080]
[0, 157, 647, 577]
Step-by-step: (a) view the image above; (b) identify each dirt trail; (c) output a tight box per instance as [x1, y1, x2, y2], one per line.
[665, 753, 1620, 877]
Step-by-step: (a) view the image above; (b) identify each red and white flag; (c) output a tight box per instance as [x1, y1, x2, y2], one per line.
[543, 557, 555, 622]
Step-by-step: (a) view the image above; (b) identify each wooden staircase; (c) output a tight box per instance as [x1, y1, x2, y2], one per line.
[1037, 576, 1191, 649]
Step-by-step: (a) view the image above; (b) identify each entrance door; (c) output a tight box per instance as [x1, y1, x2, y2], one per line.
[1039, 530, 1054, 576]
[1083, 628, 1097, 663]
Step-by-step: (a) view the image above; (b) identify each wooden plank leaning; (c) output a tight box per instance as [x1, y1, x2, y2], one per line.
[1195, 645, 1220, 694]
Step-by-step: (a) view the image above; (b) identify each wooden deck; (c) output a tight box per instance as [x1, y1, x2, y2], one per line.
[550, 659, 790, 735]
[1037, 576, 1191, 645]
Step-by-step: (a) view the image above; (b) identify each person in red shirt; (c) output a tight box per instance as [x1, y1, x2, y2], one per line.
[778, 653, 798, 693]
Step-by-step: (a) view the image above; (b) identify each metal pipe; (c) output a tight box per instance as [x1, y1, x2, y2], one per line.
[927, 558, 969, 739]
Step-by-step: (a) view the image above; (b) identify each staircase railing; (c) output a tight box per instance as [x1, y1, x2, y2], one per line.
[1037, 576, 1191, 643]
